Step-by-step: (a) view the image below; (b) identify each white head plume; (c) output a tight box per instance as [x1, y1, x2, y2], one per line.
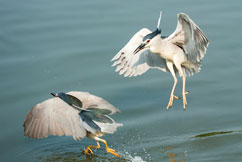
[157, 11, 162, 29]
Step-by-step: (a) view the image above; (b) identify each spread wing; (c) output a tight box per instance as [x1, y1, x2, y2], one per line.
[24, 97, 86, 140]
[111, 28, 169, 77]
[165, 13, 209, 63]
[24, 91, 122, 140]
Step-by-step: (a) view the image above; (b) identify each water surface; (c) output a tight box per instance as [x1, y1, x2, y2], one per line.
[1, 0, 242, 161]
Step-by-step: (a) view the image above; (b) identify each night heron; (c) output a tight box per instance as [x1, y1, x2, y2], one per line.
[111, 11, 209, 110]
[24, 91, 123, 157]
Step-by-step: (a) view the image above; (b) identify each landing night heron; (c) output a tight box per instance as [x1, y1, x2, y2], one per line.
[111, 11, 209, 110]
[24, 91, 123, 157]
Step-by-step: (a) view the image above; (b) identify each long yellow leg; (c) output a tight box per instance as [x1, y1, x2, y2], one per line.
[173, 58, 190, 110]
[95, 137, 120, 157]
[167, 78, 178, 110]
[166, 61, 179, 110]
[84, 141, 100, 155]
[182, 76, 188, 109]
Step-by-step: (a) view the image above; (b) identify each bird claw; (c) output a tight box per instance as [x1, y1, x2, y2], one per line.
[107, 147, 116, 152]
[174, 95, 180, 100]
[185, 91, 189, 95]
[166, 94, 180, 110]
[167, 92, 189, 110]
[183, 91, 189, 109]
[166, 98, 173, 110]
[106, 148, 120, 157]
[83, 144, 120, 157]
[84, 142, 101, 155]
[84, 147, 93, 155]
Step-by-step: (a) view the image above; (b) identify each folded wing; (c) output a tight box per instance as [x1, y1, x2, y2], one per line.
[68, 91, 120, 114]
[80, 108, 123, 134]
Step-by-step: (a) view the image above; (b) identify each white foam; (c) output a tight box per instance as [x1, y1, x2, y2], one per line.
[121, 152, 146, 162]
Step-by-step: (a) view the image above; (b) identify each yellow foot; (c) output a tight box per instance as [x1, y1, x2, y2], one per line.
[166, 95, 180, 110]
[96, 138, 121, 157]
[173, 95, 180, 100]
[84, 142, 100, 155]
[185, 91, 189, 95]
[106, 147, 120, 157]
[183, 91, 189, 109]
[166, 97, 173, 110]
[84, 147, 93, 155]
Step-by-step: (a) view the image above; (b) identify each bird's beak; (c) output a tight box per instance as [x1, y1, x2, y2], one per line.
[134, 43, 145, 54]
[51, 93, 58, 97]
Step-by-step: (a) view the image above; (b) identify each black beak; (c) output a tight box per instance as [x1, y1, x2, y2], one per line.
[51, 92, 58, 97]
[134, 43, 145, 54]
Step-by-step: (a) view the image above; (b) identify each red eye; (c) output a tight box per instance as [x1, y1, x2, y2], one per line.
[146, 40, 150, 43]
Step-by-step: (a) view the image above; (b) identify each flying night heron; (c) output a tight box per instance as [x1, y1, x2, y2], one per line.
[24, 91, 123, 157]
[111, 11, 209, 110]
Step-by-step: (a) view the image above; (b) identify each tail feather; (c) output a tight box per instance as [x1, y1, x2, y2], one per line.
[181, 61, 201, 77]
[94, 121, 123, 134]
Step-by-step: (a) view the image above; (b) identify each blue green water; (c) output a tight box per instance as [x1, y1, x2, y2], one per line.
[1, 0, 242, 161]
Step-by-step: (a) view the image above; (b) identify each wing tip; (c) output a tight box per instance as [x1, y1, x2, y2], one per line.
[178, 13, 190, 22]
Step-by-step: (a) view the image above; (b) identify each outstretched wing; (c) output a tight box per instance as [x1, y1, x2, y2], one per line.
[165, 13, 209, 63]
[24, 91, 122, 140]
[111, 28, 169, 77]
[24, 98, 86, 140]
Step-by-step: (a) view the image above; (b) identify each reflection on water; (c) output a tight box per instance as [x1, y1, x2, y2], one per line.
[165, 146, 185, 162]
[40, 151, 125, 162]
[36, 146, 185, 162]
[20, 139, 146, 162]
[168, 152, 184, 162]
[2, 0, 242, 161]
[39, 150, 146, 162]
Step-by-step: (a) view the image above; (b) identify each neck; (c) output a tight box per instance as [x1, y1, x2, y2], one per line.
[150, 35, 163, 54]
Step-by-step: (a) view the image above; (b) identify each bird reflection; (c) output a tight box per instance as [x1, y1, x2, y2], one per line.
[165, 145, 185, 162]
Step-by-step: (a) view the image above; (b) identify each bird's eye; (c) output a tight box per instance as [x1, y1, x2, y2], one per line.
[146, 40, 150, 43]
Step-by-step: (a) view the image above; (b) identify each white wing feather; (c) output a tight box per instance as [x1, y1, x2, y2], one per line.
[165, 13, 209, 63]
[112, 28, 169, 77]
[94, 114, 123, 134]
[24, 97, 86, 141]
[24, 91, 121, 140]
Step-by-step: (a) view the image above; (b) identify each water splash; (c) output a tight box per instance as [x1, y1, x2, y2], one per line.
[120, 152, 146, 162]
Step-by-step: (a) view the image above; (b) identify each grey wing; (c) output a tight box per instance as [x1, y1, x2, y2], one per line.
[132, 51, 169, 76]
[64, 91, 122, 134]
[111, 28, 169, 77]
[24, 98, 86, 141]
[81, 108, 123, 134]
[92, 111, 123, 134]
[165, 13, 209, 63]
[67, 91, 120, 114]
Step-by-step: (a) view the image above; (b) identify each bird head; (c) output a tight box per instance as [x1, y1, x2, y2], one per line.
[134, 11, 162, 54]
[51, 92, 83, 110]
[51, 92, 72, 105]
[134, 28, 161, 54]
